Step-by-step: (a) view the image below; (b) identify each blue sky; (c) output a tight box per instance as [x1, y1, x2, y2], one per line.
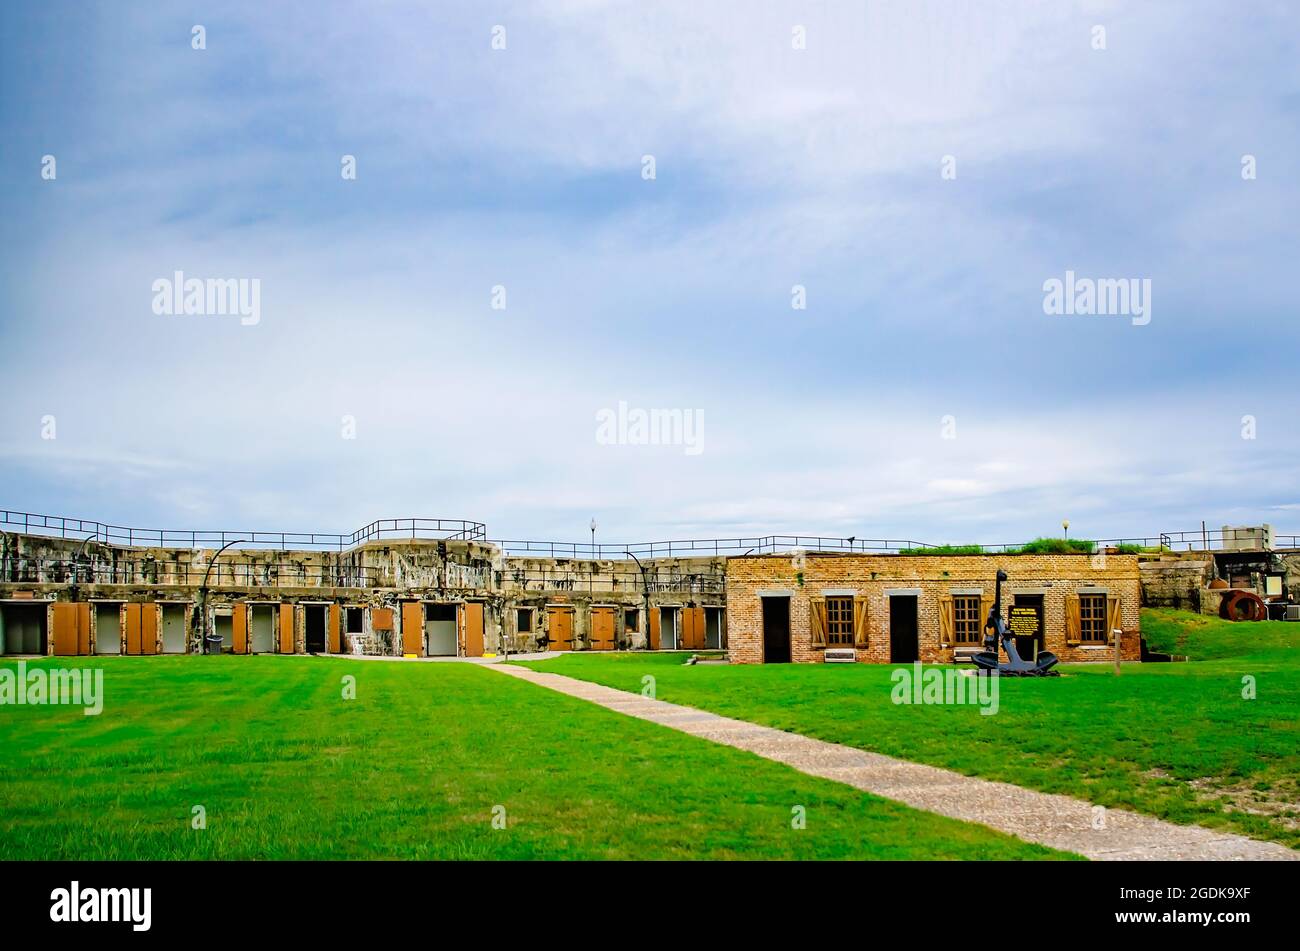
[1, 1, 1298, 546]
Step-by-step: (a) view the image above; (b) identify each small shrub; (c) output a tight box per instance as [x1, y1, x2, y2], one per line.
[898, 544, 985, 555]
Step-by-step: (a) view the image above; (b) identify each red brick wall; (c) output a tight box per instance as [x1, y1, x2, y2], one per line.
[725, 552, 1142, 665]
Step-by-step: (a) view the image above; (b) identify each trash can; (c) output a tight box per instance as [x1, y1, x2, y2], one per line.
[204, 634, 224, 654]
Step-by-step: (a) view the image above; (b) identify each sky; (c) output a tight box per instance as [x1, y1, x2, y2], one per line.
[1, 1, 1297, 547]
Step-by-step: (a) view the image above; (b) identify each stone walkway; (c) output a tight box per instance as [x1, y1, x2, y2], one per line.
[490, 664, 1297, 861]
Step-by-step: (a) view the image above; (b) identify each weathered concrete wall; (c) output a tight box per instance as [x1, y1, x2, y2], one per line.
[1139, 559, 1210, 611]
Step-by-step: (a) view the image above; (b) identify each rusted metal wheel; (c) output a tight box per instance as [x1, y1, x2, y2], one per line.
[1220, 590, 1268, 621]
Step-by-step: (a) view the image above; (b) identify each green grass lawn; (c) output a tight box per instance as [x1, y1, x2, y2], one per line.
[520, 609, 1300, 849]
[0, 655, 1066, 860]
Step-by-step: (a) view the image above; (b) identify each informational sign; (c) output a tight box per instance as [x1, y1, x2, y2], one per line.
[1008, 605, 1042, 639]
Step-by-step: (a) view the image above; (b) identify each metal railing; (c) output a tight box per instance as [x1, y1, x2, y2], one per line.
[1, 558, 382, 589]
[3, 506, 1296, 563]
[1158, 529, 1299, 552]
[0, 510, 486, 552]
[495, 535, 930, 559]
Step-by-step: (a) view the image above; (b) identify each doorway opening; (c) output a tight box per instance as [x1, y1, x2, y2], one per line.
[249, 604, 276, 653]
[889, 595, 919, 663]
[705, 606, 725, 650]
[95, 602, 123, 655]
[304, 604, 327, 653]
[425, 603, 457, 656]
[658, 606, 680, 650]
[1, 603, 48, 655]
[213, 609, 233, 654]
[761, 596, 791, 663]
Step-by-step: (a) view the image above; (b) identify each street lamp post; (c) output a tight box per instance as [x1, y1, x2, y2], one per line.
[626, 549, 651, 652]
[198, 538, 245, 653]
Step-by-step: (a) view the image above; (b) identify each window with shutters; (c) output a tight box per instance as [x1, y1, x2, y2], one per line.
[826, 596, 854, 645]
[1079, 593, 1107, 642]
[953, 595, 982, 644]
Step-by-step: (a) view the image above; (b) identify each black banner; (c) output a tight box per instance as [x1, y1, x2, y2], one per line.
[0, 859, 1290, 938]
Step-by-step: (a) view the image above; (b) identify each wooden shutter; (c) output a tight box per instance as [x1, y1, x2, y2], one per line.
[232, 602, 249, 655]
[401, 602, 423, 656]
[853, 597, 869, 647]
[938, 596, 954, 644]
[810, 598, 827, 647]
[686, 607, 705, 649]
[1065, 595, 1081, 644]
[1107, 596, 1122, 640]
[649, 606, 661, 650]
[328, 603, 341, 653]
[142, 603, 158, 655]
[279, 603, 296, 654]
[979, 595, 989, 641]
[371, 607, 393, 630]
[52, 603, 81, 656]
[463, 602, 484, 657]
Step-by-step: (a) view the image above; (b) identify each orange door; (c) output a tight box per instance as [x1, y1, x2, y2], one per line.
[547, 607, 574, 651]
[142, 603, 158, 655]
[124, 604, 141, 654]
[76, 603, 91, 655]
[463, 602, 484, 657]
[401, 602, 423, 656]
[590, 607, 615, 650]
[51, 603, 89, 656]
[685, 607, 706, 650]
[278, 603, 295, 654]
[648, 606, 661, 650]
[328, 604, 341, 654]
[232, 602, 249, 655]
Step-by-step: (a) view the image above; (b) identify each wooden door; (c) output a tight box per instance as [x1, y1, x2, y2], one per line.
[278, 603, 296, 654]
[124, 604, 141, 654]
[401, 602, 423, 656]
[648, 606, 661, 650]
[682, 606, 706, 650]
[590, 607, 615, 650]
[328, 603, 341, 654]
[547, 607, 573, 651]
[52, 602, 90, 656]
[462, 602, 484, 657]
[142, 603, 158, 654]
[232, 602, 249, 655]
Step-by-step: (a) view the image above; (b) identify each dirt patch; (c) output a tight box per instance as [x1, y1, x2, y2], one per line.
[1188, 775, 1300, 829]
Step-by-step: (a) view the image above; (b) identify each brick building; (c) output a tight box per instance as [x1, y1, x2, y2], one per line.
[725, 551, 1142, 664]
